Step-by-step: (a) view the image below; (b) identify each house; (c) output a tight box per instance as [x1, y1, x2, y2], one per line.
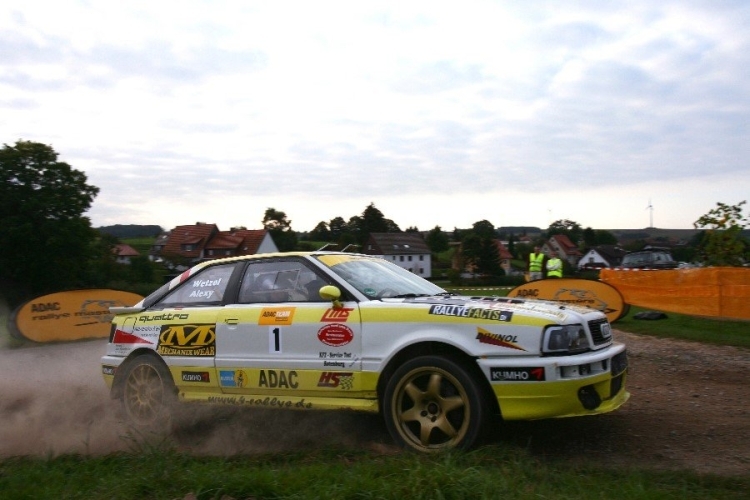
[157, 222, 219, 264]
[578, 245, 629, 270]
[542, 234, 583, 267]
[203, 228, 278, 259]
[148, 233, 169, 262]
[153, 222, 278, 268]
[113, 244, 139, 265]
[363, 232, 432, 278]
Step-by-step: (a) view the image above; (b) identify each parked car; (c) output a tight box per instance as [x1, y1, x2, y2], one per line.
[102, 252, 629, 452]
[620, 247, 678, 269]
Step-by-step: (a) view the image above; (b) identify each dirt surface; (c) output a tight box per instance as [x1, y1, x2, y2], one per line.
[0, 331, 748, 477]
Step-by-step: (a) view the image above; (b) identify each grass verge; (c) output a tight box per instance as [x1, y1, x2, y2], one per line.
[0, 446, 747, 500]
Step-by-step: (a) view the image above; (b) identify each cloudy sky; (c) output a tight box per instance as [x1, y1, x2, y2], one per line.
[2, 1, 748, 233]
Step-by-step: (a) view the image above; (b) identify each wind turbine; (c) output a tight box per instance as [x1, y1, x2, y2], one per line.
[646, 199, 654, 228]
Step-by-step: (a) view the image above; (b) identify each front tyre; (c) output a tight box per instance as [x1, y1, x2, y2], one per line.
[120, 355, 176, 429]
[383, 355, 489, 452]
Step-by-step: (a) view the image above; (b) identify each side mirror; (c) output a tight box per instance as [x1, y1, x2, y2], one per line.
[319, 285, 341, 301]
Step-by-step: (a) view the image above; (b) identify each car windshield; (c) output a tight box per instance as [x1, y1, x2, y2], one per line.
[315, 254, 445, 299]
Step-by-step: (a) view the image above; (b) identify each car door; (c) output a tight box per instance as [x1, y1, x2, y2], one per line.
[143, 261, 240, 389]
[214, 257, 362, 399]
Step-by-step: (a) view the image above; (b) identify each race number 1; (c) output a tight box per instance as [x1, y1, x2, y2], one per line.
[269, 326, 282, 353]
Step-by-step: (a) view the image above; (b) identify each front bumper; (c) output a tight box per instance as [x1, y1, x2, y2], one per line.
[477, 342, 629, 420]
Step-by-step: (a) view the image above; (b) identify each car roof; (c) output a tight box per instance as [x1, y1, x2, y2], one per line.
[194, 251, 367, 268]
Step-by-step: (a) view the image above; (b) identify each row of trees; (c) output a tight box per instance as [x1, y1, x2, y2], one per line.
[2, 140, 748, 306]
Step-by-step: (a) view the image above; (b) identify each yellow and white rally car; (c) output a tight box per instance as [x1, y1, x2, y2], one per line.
[102, 252, 628, 452]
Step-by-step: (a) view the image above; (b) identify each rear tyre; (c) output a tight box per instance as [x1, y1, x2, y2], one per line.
[120, 355, 176, 430]
[383, 355, 490, 452]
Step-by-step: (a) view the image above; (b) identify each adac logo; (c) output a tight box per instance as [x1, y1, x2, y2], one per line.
[259, 307, 296, 325]
[476, 327, 526, 351]
[157, 324, 216, 356]
[321, 307, 354, 322]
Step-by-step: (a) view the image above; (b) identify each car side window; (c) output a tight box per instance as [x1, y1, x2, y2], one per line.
[157, 263, 237, 307]
[239, 260, 330, 303]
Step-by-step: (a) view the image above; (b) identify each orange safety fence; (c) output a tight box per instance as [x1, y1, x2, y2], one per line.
[599, 267, 750, 321]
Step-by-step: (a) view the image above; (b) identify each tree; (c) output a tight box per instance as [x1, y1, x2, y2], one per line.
[693, 201, 749, 266]
[546, 219, 583, 244]
[262, 207, 297, 251]
[0, 140, 101, 303]
[308, 221, 331, 242]
[583, 227, 618, 247]
[426, 226, 450, 253]
[472, 220, 496, 239]
[350, 202, 401, 247]
[461, 221, 502, 277]
[328, 217, 347, 241]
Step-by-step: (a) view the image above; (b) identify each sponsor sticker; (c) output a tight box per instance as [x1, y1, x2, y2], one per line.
[428, 305, 513, 322]
[476, 327, 526, 351]
[321, 307, 354, 322]
[157, 323, 216, 356]
[317, 324, 354, 347]
[259, 307, 296, 325]
[318, 372, 354, 389]
[182, 371, 210, 383]
[490, 367, 546, 381]
[219, 370, 248, 388]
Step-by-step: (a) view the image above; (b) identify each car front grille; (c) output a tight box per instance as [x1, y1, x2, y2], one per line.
[588, 318, 612, 345]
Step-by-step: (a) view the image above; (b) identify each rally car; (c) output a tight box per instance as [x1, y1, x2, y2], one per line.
[102, 252, 629, 452]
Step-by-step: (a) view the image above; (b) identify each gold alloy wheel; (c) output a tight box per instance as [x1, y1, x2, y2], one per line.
[389, 365, 472, 451]
[123, 359, 171, 428]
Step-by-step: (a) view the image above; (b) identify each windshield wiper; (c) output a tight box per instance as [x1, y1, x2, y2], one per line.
[392, 293, 431, 299]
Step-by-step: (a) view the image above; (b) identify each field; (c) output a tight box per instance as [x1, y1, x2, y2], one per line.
[0, 298, 748, 498]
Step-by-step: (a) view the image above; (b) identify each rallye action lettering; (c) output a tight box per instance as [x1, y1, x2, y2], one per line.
[428, 305, 513, 322]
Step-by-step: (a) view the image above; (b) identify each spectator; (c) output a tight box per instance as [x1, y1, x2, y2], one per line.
[527, 246, 546, 281]
[546, 251, 563, 278]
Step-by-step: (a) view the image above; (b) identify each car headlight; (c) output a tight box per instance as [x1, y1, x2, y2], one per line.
[543, 324, 591, 354]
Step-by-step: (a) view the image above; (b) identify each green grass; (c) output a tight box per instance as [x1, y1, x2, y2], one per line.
[614, 306, 750, 349]
[0, 446, 746, 500]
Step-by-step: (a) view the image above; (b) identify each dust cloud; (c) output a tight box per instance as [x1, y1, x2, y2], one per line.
[0, 304, 391, 458]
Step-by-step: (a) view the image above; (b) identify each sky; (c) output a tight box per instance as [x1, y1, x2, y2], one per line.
[2, 1, 749, 233]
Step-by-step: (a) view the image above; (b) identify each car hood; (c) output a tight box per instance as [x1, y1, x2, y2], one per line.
[391, 294, 599, 323]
